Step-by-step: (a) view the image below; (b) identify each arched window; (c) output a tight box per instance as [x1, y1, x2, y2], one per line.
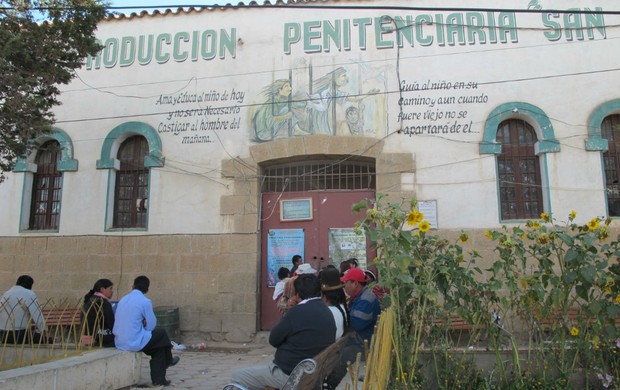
[602, 114, 620, 216]
[30, 140, 62, 230]
[113, 136, 149, 228]
[496, 119, 544, 220]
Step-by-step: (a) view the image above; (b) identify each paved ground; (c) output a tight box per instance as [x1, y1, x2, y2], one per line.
[132, 337, 363, 389]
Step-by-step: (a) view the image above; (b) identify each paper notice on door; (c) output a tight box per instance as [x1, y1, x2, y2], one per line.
[328, 228, 367, 269]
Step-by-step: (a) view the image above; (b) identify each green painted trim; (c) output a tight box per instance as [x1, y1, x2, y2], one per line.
[535, 139, 561, 154]
[479, 142, 501, 155]
[480, 102, 559, 155]
[97, 122, 164, 169]
[599, 153, 620, 218]
[13, 161, 36, 173]
[585, 99, 620, 151]
[103, 170, 112, 231]
[542, 154, 553, 218]
[14, 127, 78, 172]
[18, 174, 28, 233]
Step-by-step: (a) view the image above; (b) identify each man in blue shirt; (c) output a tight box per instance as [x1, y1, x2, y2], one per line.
[113, 275, 180, 387]
[324, 267, 380, 390]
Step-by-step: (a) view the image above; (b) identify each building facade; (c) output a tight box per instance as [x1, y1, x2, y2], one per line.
[0, 0, 619, 341]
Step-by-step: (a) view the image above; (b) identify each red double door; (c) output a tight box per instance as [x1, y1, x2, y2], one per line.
[259, 190, 374, 330]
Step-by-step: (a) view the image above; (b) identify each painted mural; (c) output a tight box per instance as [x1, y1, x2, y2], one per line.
[249, 60, 388, 142]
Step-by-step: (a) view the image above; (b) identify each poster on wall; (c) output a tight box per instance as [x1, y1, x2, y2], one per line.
[328, 228, 367, 269]
[280, 198, 313, 221]
[267, 229, 305, 287]
[418, 200, 439, 229]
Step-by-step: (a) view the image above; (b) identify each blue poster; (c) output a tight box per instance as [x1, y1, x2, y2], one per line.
[267, 229, 304, 287]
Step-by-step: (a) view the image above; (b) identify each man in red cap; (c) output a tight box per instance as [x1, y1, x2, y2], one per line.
[324, 267, 380, 389]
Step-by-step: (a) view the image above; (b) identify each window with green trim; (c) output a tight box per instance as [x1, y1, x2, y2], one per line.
[496, 119, 543, 220]
[602, 114, 620, 217]
[113, 136, 149, 228]
[29, 140, 62, 230]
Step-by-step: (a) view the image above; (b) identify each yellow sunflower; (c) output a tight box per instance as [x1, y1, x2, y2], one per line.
[587, 218, 600, 231]
[569, 210, 577, 220]
[571, 327, 579, 337]
[419, 220, 431, 232]
[484, 230, 493, 240]
[540, 213, 550, 223]
[407, 210, 423, 226]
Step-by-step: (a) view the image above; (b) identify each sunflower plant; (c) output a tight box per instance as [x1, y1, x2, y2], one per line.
[353, 194, 489, 388]
[354, 194, 620, 389]
[483, 211, 620, 387]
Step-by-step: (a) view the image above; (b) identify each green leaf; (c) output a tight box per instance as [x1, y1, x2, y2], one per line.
[596, 260, 609, 270]
[575, 285, 589, 301]
[564, 249, 579, 265]
[563, 271, 577, 284]
[556, 232, 574, 246]
[351, 199, 369, 213]
[395, 256, 412, 273]
[579, 265, 597, 284]
[588, 300, 602, 315]
[398, 274, 415, 284]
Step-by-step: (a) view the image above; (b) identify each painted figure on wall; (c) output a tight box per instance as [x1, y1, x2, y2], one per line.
[252, 79, 305, 141]
[250, 62, 386, 142]
[337, 104, 365, 136]
[307, 67, 378, 135]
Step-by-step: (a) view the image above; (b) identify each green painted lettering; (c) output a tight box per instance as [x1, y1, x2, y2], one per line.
[352, 17, 372, 50]
[137, 35, 153, 65]
[497, 12, 518, 43]
[283, 23, 301, 54]
[155, 33, 171, 63]
[446, 13, 465, 45]
[219, 28, 235, 59]
[543, 13, 562, 41]
[323, 20, 340, 52]
[201, 30, 216, 60]
[466, 13, 486, 44]
[103, 38, 118, 68]
[304, 21, 322, 53]
[119, 36, 135, 67]
[394, 16, 413, 47]
[375, 16, 393, 49]
[416, 15, 433, 46]
[173, 32, 190, 61]
[585, 8, 606, 39]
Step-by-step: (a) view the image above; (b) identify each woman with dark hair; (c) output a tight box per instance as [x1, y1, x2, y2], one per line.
[82, 278, 115, 347]
[319, 267, 349, 340]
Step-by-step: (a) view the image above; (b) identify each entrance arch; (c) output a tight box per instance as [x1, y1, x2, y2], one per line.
[219, 134, 414, 332]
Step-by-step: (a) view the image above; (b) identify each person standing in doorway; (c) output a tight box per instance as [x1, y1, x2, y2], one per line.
[113, 275, 180, 387]
[273, 267, 290, 303]
[290, 254, 303, 276]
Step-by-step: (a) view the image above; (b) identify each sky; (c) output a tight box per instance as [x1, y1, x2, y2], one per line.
[107, 0, 266, 15]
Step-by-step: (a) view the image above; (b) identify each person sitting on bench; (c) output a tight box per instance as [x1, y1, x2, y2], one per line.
[231, 274, 336, 390]
[0, 275, 51, 344]
[324, 268, 380, 390]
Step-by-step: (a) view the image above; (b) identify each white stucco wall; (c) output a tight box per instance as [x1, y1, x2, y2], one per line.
[0, 0, 618, 235]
